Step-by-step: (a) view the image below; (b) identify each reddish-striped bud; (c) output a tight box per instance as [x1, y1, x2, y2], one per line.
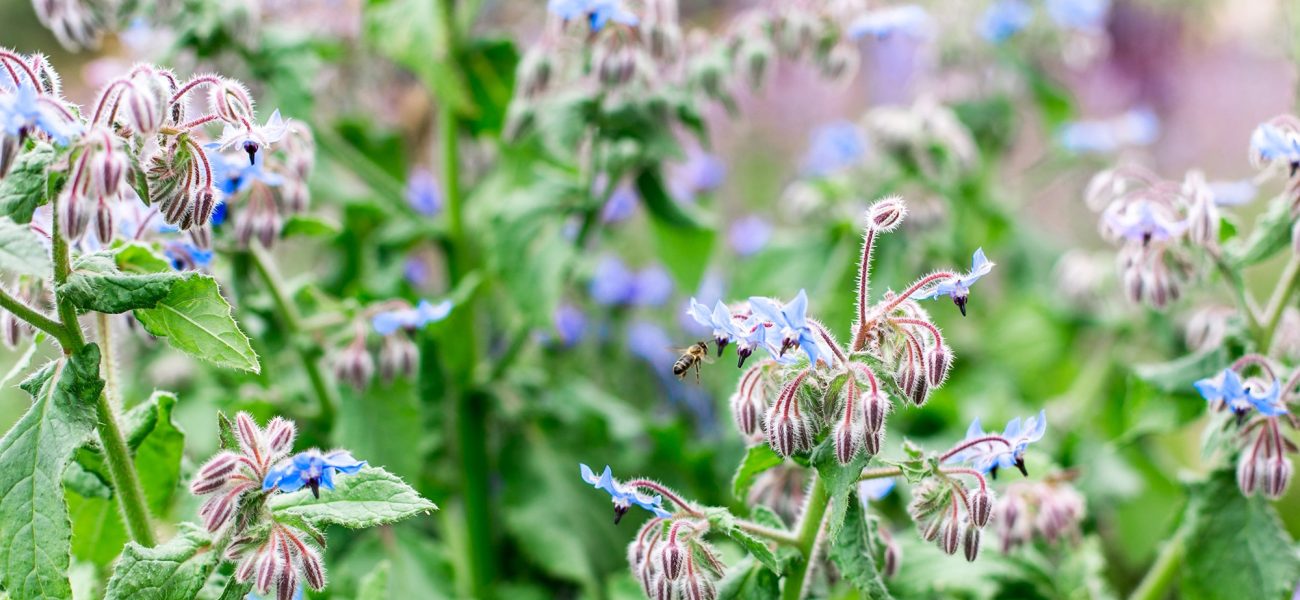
[658, 540, 685, 581]
[864, 389, 888, 433]
[1264, 456, 1292, 499]
[869, 196, 906, 231]
[962, 524, 981, 562]
[864, 428, 883, 456]
[939, 518, 960, 555]
[969, 488, 993, 528]
[1237, 455, 1260, 496]
[94, 198, 114, 243]
[379, 335, 419, 383]
[730, 391, 762, 437]
[833, 421, 861, 465]
[927, 344, 951, 386]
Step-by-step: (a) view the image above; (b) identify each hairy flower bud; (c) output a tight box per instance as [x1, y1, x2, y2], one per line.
[863, 428, 883, 456]
[1264, 456, 1292, 499]
[927, 344, 951, 386]
[193, 187, 217, 227]
[939, 517, 960, 555]
[833, 421, 861, 465]
[921, 516, 942, 542]
[2, 310, 24, 349]
[90, 147, 127, 199]
[765, 377, 812, 457]
[59, 193, 89, 242]
[209, 78, 256, 125]
[897, 362, 930, 406]
[94, 197, 114, 244]
[651, 575, 673, 600]
[379, 334, 420, 383]
[864, 388, 888, 433]
[730, 390, 764, 437]
[333, 340, 374, 391]
[658, 538, 685, 581]
[880, 528, 901, 577]
[1237, 454, 1260, 496]
[969, 488, 993, 528]
[962, 523, 981, 562]
[282, 179, 310, 214]
[868, 196, 906, 231]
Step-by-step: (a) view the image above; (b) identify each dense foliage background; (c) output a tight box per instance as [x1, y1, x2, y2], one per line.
[3, 0, 1300, 599]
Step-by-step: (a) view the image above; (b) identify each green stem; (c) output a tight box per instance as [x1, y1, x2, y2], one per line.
[1128, 525, 1186, 600]
[435, 2, 493, 596]
[97, 313, 119, 408]
[246, 243, 338, 429]
[1259, 253, 1300, 353]
[782, 473, 829, 600]
[0, 285, 74, 348]
[49, 195, 155, 547]
[736, 519, 801, 547]
[1210, 251, 1262, 340]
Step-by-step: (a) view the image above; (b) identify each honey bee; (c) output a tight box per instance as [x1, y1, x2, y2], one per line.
[673, 341, 714, 383]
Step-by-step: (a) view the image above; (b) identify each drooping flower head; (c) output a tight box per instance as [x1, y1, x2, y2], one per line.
[749, 290, 827, 366]
[580, 464, 672, 523]
[372, 299, 453, 335]
[1194, 368, 1255, 414]
[1246, 379, 1288, 417]
[0, 82, 82, 145]
[208, 109, 289, 165]
[1249, 120, 1300, 169]
[950, 410, 1047, 477]
[688, 298, 739, 355]
[1102, 199, 1187, 245]
[263, 449, 367, 498]
[190, 413, 297, 532]
[912, 248, 996, 316]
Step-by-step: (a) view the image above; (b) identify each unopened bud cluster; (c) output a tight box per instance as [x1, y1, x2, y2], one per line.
[1195, 356, 1298, 498]
[332, 299, 448, 390]
[628, 518, 722, 600]
[993, 476, 1086, 553]
[907, 477, 994, 561]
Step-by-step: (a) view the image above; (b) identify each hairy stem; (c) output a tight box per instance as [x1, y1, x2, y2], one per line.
[782, 473, 829, 600]
[0, 285, 74, 348]
[51, 193, 155, 547]
[246, 242, 338, 429]
[97, 313, 119, 408]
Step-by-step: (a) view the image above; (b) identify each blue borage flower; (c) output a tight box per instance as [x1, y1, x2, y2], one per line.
[1194, 368, 1288, 416]
[1248, 380, 1288, 417]
[1046, 0, 1111, 31]
[372, 299, 453, 335]
[0, 82, 82, 145]
[801, 121, 867, 176]
[949, 410, 1047, 476]
[600, 183, 637, 223]
[847, 4, 931, 40]
[553, 303, 587, 347]
[548, 0, 638, 31]
[406, 168, 442, 216]
[589, 256, 675, 307]
[579, 463, 672, 523]
[206, 109, 289, 165]
[164, 240, 214, 271]
[1103, 200, 1187, 245]
[728, 215, 772, 257]
[749, 290, 828, 367]
[264, 448, 366, 498]
[688, 298, 739, 355]
[912, 248, 996, 316]
[1250, 122, 1300, 167]
[210, 151, 282, 198]
[979, 0, 1033, 42]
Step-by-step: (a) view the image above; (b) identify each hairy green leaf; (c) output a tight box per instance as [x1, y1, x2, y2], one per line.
[705, 507, 783, 575]
[269, 467, 436, 528]
[0, 344, 103, 600]
[282, 214, 341, 239]
[0, 217, 50, 277]
[134, 275, 260, 372]
[0, 142, 57, 224]
[357, 560, 392, 600]
[731, 445, 784, 504]
[103, 524, 216, 600]
[60, 271, 186, 314]
[828, 494, 893, 599]
[716, 557, 780, 600]
[811, 436, 873, 539]
[1181, 469, 1300, 600]
[1228, 194, 1291, 268]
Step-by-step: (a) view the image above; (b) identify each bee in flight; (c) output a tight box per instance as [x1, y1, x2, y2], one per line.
[673, 341, 714, 383]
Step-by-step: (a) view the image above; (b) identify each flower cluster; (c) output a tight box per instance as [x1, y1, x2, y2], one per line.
[1195, 355, 1297, 498]
[192, 413, 366, 600]
[331, 299, 452, 390]
[905, 473, 995, 561]
[993, 475, 1087, 553]
[0, 50, 312, 254]
[1083, 165, 1221, 308]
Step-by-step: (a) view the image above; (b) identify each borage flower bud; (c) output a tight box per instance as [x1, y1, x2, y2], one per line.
[864, 387, 889, 433]
[1237, 455, 1259, 496]
[379, 334, 420, 383]
[896, 362, 930, 406]
[193, 187, 217, 226]
[208, 77, 256, 124]
[921, 515, 942, 542]
[764, 391, 812, 457]
[939, 516, 960, 555]
[962, 523, 981, 562]
[927, 344, 951, 386]
[729, 389, 764, 437]
[868, 196, 906, 231]
[332, 339, 374, 391]
[651, 575, 673, 600]
[969, 488, 993, 528]
[94, 197, 114, 243]
[59, 193, 90, 242]
[282, 179, 310, 214]
[864, 428, 883, 456]
[657, 536, 685, 581]
[833, 421, 862, 465]
[2, 309, 25, 348]
[1264, 456, 1292, 499]
[880, 528, 901, 577]
[90, 148, 127, 199]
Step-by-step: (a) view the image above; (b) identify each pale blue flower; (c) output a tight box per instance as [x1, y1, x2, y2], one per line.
[912, 248, 996, 316]
[728, 216, 771, 257]
[631, 265, 674, 307]
[979, 0, 1032, 42]
[372, 299, 453, 335]
[668, 148, 727, 203]
[0, 82, 81, 145]
[1248, 379, 1289, 417]
[164, 241, 214, 271]
[549, 0, 638, 31]
[210, 151, 282, 198]
[580, 463, 672, 523]
[406, 168, 442, 216]
[1195, 369, 1257, 414]
[1059, 108, 1158, 154]
[749, 290, 825, 366]
[207, 109, 288, 164]
[590, 256, 636, 305]
[847, 5, 931, 40]
[627, 320, 674, 365]
[1103, 200, 1186, 244]
[601, 183, 637, 223]
[263, 449, 366, 498]
[1250, 122, 1300, 165]
[1046, 0, 1110, 31]
[950, 410, 1047, 476]
[802, 121, 867, 176]
[554, 304, 587, 347]
[688, 298, 738, 353]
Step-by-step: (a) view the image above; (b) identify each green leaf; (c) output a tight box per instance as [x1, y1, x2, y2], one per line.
[0, 217, 50, 277]
[59, 271, 186, 314]
[1132, 347, 1227, 394]
[1228, 194, 1292, 268]
[811, 436, 873, 539]
[335, 378, 425, 482]
[365, 0, 473, 114]
[281, 214, 341, 239]
[635, 167, 711, 230]
[731, 445, 784, 503]
[827, 494, 893, 599]
[0, 344, 103, 600]
[103, 524, 216, 600]
[1180, 469, 1300, 600]
[134, 275, 260, 372]
[114, 242, 173, 274]
[268, 467, 437, 528]
[0, 142, 58, 224]
[357, 560, 392, 600]
[716, 557, 780, 600]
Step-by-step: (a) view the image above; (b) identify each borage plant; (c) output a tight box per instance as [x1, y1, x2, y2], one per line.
[580, 197, 1057, 599]
[0, 49, 434, 600]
